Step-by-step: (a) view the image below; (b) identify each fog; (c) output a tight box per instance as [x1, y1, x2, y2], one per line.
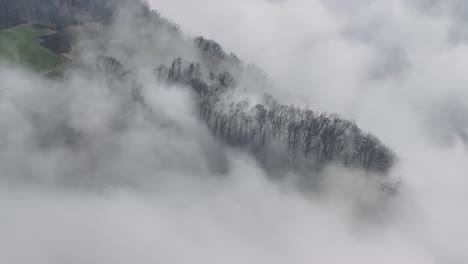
[154, 0, 468, 262]
[1, 0, 467, 263]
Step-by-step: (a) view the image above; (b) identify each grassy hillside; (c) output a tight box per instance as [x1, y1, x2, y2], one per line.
[0, 24, 68, 72]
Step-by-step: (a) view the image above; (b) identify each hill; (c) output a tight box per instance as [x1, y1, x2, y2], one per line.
[0, 0, 396, 177]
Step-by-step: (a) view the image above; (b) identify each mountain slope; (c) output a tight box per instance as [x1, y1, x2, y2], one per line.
[0, 0, 396, 179]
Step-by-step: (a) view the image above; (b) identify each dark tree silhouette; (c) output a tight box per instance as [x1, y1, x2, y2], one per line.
[155, 58, 395, 174]
[96, 55, 126, 80]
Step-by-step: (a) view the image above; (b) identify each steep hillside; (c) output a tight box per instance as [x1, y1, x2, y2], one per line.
[0, 0, 395, 179]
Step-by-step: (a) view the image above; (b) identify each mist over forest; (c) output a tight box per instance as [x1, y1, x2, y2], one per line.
[0, 0, 467, 263]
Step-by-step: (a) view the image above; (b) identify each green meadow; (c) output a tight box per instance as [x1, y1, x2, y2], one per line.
[0, 24, 68, 72]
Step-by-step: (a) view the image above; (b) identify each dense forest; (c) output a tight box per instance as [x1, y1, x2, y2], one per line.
[0, 0, 116, 28]
[0, 0, 178, 30]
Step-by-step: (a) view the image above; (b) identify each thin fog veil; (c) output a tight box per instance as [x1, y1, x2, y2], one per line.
[0, 0, 466, 263]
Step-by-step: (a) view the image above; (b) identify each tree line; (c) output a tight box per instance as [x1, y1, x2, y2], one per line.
[153, 57, 395, 174]
[98, 54, 395, 174]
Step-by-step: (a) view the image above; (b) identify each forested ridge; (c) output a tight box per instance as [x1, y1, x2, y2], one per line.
[97, 49, 394, 174]
[159, 57, 393, 173]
